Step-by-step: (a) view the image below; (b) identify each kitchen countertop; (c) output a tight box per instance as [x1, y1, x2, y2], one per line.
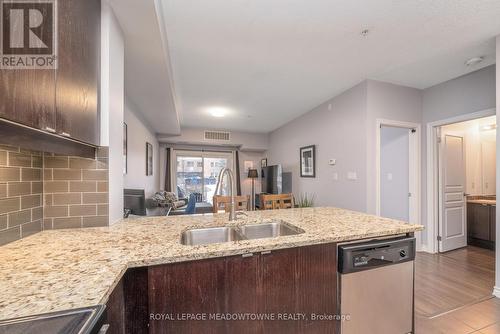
[0, 207, 423, 321]
[467, 199, 496, 205]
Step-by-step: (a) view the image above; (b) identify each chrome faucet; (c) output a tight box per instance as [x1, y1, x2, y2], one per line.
[214, 168, 236, 221]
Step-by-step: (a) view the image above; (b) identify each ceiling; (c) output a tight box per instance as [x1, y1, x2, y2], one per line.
[159, 0, 500, 133]
[112, 0, 500, 135]
[443, 115, 496, 132]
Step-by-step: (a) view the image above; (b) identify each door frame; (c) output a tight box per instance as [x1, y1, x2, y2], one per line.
[426, 108, 496, 253]
[376, 119, 421, 247]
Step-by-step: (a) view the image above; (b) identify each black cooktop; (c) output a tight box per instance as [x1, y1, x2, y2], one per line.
[0, 305, 105, 334]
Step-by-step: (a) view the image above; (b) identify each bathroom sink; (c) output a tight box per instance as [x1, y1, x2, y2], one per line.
[239, 221, 304, 240]
[180, 227, 244, 246]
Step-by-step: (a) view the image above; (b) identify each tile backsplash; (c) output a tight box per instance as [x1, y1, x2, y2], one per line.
[0, 144, 109, 246]
[0, 145, 43, 245]
[43, 147, 109, 230]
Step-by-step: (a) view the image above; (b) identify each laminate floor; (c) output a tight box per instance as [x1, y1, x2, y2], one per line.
[415, 246, 499, 333]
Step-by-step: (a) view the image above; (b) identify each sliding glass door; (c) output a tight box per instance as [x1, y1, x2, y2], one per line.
[174, 151, 233, 204]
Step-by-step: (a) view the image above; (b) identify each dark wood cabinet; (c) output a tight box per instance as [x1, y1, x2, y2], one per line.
[0, 0, 100, 146]
[468, 203, 496, 249]
[56, 0, 100, 145]
[0, 69, 56, 130]
[148, 243, 338, 334]
[260, 245, 338, 334]
[105, 268, 149, 334]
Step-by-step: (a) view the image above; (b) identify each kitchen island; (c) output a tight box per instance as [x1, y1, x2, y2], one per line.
[0, 207, 423, 333]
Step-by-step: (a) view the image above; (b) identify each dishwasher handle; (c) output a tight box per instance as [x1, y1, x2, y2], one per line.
[338, 237, 415, 274]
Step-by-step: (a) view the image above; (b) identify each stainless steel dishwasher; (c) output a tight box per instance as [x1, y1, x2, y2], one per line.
[338, 236, 415, 334]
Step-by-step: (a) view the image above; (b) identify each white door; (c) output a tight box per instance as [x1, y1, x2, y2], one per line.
[439, 131, 467, 252]
[380, 126, 410, 222]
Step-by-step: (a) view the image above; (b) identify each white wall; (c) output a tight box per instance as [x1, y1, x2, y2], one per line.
[158, 127, 268, 151]
[267, 79, 422, 213]
[124, 101, 161, 197]
[366, 80, 422, 214]
[239, 151, 264, 197]
[495, 36, 500, 297]
[268, 82, 368, 211]
[422, 65, 496, 246]
[101, 2, 124, 224]
[380, 126, 410, 221]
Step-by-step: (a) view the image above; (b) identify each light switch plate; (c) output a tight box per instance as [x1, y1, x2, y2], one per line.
[387, 173, 393, 181]
[329, 159, 336, 166]
[333, 172, 338, 180]
[347, 172, 357, 180]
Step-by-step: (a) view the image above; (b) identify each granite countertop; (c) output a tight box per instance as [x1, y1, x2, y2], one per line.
[467, 199, 496, 205]
[0, 207, 423, 321]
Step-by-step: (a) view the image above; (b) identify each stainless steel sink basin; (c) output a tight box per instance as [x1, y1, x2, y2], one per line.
[180, 227, 244, 246]
[239, 221, 304, 240]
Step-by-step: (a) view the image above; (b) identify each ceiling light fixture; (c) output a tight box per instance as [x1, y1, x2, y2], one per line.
[465, 56, 484, 67]
[208, 107, 228, 118]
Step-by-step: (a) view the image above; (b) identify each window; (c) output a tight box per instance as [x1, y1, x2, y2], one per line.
[174, 151, 233, 204]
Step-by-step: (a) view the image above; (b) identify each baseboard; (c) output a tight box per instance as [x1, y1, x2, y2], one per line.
[492, 286, 500, 298]
[416, 243, 435, 254]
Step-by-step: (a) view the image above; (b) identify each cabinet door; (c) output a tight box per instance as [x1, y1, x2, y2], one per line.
[490, 205, 496, 242]
[148, 255, 260, 334]
[56, 0, 100, 145]
[260, 244, 338, 334]
[467, 203, 475, 237]
[0, 69, 55, 130]
[471, 204, 490, 240]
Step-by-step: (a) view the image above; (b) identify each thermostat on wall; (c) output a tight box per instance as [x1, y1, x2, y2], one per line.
[328, 159, 336, 166]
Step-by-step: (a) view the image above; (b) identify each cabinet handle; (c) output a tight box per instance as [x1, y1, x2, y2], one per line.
[261, 250, 272, 255]
[97, 324, 110, 334]
[44, 127, 56, 133]
[60, 132, 71, 137]
[242, 253, 253, 258]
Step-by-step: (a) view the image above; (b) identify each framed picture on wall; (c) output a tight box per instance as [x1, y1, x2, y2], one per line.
[146, 142, 153, 176]
[261, 158, 267, 168]
[300, 145, 315, 177]
[123, 122, 128, 174]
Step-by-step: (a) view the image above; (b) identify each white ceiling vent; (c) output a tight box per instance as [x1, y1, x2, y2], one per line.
[204, 130, 230, 141]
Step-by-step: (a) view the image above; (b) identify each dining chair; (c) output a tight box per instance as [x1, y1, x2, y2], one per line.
[213, 195, 250, 213]
[260, 193, 295, 210]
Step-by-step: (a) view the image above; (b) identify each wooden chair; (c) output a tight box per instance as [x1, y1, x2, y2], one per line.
[213, 195, 250, 213]
[260, 194, 295, 210]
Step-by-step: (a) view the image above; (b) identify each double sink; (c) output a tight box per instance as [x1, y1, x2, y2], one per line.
[181, 220, 305, 246]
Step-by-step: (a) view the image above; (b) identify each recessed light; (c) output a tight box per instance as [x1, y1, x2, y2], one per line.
[465, 56, 484, 66]
[207, 107, 228, 118]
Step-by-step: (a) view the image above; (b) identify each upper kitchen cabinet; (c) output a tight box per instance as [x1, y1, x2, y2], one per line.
[56, 0, 101, 145]
[0, 0, 56, 131]
[0, 69, 56, 130]
[0, 0, 100, 146]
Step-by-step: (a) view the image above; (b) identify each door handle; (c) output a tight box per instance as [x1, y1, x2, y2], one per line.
[44, 126, 56, 133]
[60, 132, 71, 137]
